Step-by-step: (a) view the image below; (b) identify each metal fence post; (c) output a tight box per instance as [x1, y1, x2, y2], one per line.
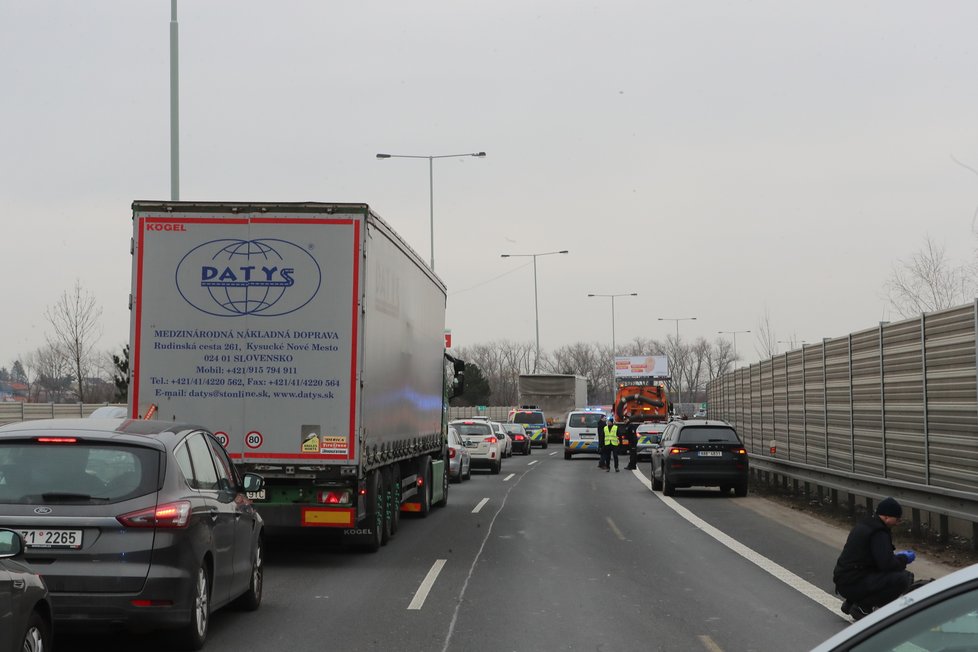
[784, 352, 791, 461]
[880, 322, 887, 478]
[823, 339, 828, 468]
[802, 344, 807, 464]
[921, 312, 930, 485]
[849, 333, 854, 473]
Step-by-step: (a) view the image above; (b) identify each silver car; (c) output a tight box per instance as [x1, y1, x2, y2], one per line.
[0, 528, 52, 652]
[0, 418, 266, 650]
[449, 420, 502, 474]
[490, 421, 513, 458]
[446, 426, 472, 482]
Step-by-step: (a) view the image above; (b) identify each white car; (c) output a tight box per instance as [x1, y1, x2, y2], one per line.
[490, 421, 513, 458]
[812, 562, 978, 651]
[449, 420, 502, 474]
[446, 426, 472, 482]
[563, 410, 606, 460]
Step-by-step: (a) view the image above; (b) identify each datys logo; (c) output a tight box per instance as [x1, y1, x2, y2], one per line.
[175, 239, 321, 317]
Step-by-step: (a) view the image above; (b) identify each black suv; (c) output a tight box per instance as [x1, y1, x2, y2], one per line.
[651, 419, 749, 497]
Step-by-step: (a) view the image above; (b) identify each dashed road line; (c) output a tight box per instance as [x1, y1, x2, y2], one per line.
[472, 497, 490, 513]
[504, 473, 515, 481]
[606, 517, 626, 541]
[528, 460, 539, 466]
[698, 634, 724, 652]
[407, 559, 446, 610]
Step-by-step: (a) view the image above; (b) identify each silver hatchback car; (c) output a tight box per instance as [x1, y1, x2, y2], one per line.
[0, 419, 265, 650]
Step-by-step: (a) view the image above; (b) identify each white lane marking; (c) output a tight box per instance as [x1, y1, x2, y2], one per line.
[549, 451, 558, 456]
[605, 517, 626, 541]
[407, 559, 447, 610]
[698, 634, 724, 652]
[528, 460, 539, 466]
[503, 473, 516, 481]
[631, 469, 845, 619]
[472, 497, 490, 513]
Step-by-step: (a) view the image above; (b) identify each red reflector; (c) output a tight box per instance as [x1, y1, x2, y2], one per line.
[417, 476, 424, 487]
[36, 437, 78, 444]
[131, 599, 173, 607]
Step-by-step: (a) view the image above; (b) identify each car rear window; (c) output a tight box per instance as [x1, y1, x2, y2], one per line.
[676, 427, 740, 444]
[512, 412, 545, 425]
[568, 413, 603, 428]
[0, 441, 160, 504]
[503, 425, 525, 434]
[452, 423, 493, 437]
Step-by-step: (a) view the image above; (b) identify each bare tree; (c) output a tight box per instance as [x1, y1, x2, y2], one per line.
[705, 337, 736, 381]
[45, 280, 104, 402]
[754, 308, 778, 359]
[32, 344, 74, 402]
[884, 235, 976, 319]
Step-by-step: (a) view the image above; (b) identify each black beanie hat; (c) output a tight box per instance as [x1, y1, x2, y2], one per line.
[877, 497, 903, 518]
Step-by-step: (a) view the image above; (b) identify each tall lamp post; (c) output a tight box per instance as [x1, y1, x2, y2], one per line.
[376, 151, 486, 271]
[719, 329, 751, 360]
[777, 339, 808, 353]
[500, 250, 569, 370]
[589, 292, 638, 395]
[659, 317, 697, 410]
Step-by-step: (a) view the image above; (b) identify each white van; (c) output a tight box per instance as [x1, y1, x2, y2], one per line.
[562, 410, 608, 460]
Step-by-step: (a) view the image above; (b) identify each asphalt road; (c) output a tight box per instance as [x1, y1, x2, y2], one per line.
[69, 450, 880, 651]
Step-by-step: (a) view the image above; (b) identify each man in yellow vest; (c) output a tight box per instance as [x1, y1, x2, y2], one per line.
[601, 419, 620, 472]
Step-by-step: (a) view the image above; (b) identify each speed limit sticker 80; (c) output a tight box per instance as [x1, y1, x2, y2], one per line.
[245, 431, 263, 449]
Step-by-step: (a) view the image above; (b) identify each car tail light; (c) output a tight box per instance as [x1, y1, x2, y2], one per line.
[118, 501, 191, 528]
[668, 447, 689, 456]
[486, 436, 497, 444]
[514, 435, 525, 441]
[132, 599, 174, 607]
[317, 489, 351, 505]
[564, 432, 570, 441]
[731, 447, 747, 455]
[449, 447, 457, 458]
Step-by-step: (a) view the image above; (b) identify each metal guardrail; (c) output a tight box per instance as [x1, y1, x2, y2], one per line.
[708, 301, 978, 545]
[0, 403, 125, 426]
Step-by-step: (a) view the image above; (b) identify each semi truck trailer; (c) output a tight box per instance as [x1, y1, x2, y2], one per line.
[129, 201, 463, 551]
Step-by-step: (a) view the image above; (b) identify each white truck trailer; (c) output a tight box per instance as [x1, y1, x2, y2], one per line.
[516, 374, 588, 443]
[129, 201, 463, 551]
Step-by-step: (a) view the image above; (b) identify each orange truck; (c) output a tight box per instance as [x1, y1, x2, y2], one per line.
[614, 381, 670, 423]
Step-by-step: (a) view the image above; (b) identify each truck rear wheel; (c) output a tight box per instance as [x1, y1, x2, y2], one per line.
[435, 463, 448, 508]
[362, 470, 384, 552]
[388, 463, 401, 535]
[380, 467, 393, 545]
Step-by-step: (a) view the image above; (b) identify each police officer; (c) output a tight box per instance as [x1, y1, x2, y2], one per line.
[601, 418, 620, 472]
[622, 410, 639, 470]
[596, 413, 608, 469]
[833, 497, 915, 620]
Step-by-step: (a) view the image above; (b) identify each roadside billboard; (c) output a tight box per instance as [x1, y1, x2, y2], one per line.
[614, 355, 669, 379]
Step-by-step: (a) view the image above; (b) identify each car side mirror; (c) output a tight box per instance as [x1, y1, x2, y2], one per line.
[242, 473, 264, 493]
[0, 528, 24, 558]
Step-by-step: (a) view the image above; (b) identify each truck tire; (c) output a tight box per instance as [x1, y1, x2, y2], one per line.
[435, 463, 449, 508]
[362, 470, 384, 552]
[380, 467, 393, 545]
[417, 456, 433, 517]
[389, 463, 401, 535]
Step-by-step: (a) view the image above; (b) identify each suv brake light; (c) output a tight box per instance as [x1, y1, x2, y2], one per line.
[486, 436, 498, 444]
[668, 447, 689, 456]
[118, 501, 191, 528]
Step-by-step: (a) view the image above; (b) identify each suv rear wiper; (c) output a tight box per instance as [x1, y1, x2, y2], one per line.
[40, 492, 109, 502]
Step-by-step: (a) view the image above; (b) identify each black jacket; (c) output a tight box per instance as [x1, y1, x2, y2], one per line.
[833, 515, 908, 587]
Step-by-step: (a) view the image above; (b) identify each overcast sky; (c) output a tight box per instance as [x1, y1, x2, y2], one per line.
[3, 1, 978, 371]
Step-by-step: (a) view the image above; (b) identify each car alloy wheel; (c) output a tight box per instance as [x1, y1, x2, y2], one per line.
[22, 612, 49, 652]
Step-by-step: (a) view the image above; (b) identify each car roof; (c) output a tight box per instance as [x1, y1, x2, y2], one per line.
[0, 418, 209, 451]
[811, 562, 978, 651]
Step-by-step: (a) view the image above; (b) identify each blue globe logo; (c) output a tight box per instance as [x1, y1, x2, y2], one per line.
[175, 239, 321, 317]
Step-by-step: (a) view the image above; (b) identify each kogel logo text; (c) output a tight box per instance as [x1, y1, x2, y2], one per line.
[175, 239, 321, 317]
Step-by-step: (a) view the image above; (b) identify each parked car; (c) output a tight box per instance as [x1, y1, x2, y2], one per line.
[507, 408, 548, 449]
[651, 419, 749, 496]
[0, 528, 52, 652]
[635, 421, 667, 460]
[812, 562, 978, 651]
[490, 421, 513, 458]
[562, 410, 605, 460]
[502, 423, 531, 455]
[87, 405, 128, 418]
[449, 420, 502, 474]
[446, 426, 472, 482]
[0, 418, 266, 650]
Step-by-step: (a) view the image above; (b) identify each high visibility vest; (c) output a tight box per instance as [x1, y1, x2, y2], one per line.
[603, 425, 619, 446]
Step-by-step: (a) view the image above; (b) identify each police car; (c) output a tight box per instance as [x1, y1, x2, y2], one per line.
[635, 421, 667, 460]
[562, 408, 609, 460]
[507, 407, 548, 449]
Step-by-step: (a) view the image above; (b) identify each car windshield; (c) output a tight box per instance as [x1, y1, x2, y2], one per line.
[512, 412, 545, 425]
[677, 427, 740, 444]
[0, 441, 160, 504]
[453, 423, 493, 438]
[568, 413, 603, 427]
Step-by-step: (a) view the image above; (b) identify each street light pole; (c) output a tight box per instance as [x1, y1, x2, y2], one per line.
[658, 317, 697, 411]
[169, 0, 179, 200]
[587, 292, 638, 356]
[719, 329, 752, 359]
[500, 250, 569, 371]
[376, 151, 486, 271]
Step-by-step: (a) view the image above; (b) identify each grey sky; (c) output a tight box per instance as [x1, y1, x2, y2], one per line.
[3, 1, 978, 370]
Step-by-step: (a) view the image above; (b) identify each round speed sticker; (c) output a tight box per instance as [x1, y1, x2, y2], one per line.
[245, 431, 263, 449]
[214, 431, 229, 448]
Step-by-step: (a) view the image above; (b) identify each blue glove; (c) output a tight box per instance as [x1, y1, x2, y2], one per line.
[896, 550, 916, 564]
